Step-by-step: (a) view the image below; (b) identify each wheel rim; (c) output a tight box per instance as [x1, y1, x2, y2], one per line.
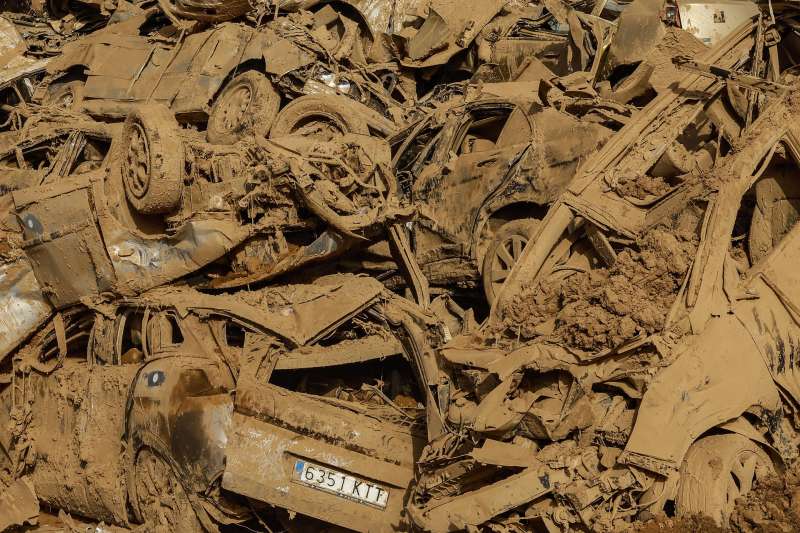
[58, 89, 74, 108]
[124, 123, 151, 199]
[489, 234, 528, 291]
[135, 450, 189, 527]
[219, 84, 253, 132]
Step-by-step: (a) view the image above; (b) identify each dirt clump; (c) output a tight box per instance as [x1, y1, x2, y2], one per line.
[500, 221, 698, 351]
[728, 462, 800, 533]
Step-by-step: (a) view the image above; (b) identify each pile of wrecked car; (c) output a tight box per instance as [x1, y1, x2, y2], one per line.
[3, 0, 800, 532]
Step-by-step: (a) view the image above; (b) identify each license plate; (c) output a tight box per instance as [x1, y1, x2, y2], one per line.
[292, 459, 389, 509]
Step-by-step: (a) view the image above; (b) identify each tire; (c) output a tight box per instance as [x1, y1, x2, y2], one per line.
[120, 104, 184, 215]
[133, 448, 204, 532]
[269, 94, 369, 140]
[481, 219, 540, 304]
[159, 0, 251, 22]
[207, 71, 280, 144]
[43, 75, 85, 111]
[677, 434, 774, 526]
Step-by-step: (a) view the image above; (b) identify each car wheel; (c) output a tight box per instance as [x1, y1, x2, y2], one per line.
[481, 219, 540, 304]
[120, 104, 184, 215]
[207, 71, 280, 144]
[43, 75, 85, 111]
[677, 433, 774, 526]
[269, 94, 369, 140]
[134, 448, 204, 532]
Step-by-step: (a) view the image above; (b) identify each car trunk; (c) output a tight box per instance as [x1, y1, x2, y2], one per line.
[222, 374, 424, 532]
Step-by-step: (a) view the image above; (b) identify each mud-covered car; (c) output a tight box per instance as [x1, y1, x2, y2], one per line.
[404, 19, 800, 531]
[0, 17, 50, 137]
[388, 86, 613, 302]
[0, 106, 409, 363]
[0, 274, 449, 531]
[39, 6, 405, 143]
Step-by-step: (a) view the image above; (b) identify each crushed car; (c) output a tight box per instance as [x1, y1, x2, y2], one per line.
[404, 14, 800, 531]
[386, 84, 614, 302]
[39, 6, 407, 142]
[0, 105, 410, 363]
[0, 274, 451, 532]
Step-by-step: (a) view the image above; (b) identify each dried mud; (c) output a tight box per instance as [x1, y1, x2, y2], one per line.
[3, 0, 800, 532]
[500, 218, 699, 351]
[634, 461, 800, 533]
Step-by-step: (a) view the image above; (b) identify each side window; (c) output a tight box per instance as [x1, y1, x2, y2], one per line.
[147, 312, 185, 355]
[454, 110, 513, 156]
[117, 309, 147, 365]
[210, 317, 274, 374]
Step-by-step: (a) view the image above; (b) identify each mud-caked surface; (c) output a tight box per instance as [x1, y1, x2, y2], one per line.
[728, 462, 800, 533]
[500, 220, 699, 351]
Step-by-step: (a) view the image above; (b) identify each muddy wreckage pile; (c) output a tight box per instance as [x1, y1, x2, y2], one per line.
[3, 0, 800, 531]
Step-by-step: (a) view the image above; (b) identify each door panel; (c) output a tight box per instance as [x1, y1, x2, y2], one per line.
[26, 360, 137, 524]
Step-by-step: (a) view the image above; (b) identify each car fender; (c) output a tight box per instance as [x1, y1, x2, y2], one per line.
[620, 314, 781, 476]
[171, 25, 270, 115]
[125, 356, 234, 495]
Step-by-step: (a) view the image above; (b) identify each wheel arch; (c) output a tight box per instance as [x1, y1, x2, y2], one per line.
[471, 200, 549, 266]
[123, 356, 236, 529]
[208, 57, 269, 109]
[620, 315, 782, 476]
[126, 441, 217, 531]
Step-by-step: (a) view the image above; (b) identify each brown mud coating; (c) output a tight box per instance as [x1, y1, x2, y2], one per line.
[4, 0, 800, 532]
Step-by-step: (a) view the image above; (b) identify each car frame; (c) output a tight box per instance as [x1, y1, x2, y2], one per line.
[0, 274, 448, 531]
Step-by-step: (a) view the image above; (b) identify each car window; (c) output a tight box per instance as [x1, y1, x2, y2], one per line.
[209, 316, 261, 369]
[453, 109, 513, 156]
[147, 311, 185, 355]
[117, 308, 148, 365]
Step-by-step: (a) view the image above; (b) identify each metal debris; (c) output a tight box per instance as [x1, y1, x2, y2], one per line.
[2, 0, 800, 532]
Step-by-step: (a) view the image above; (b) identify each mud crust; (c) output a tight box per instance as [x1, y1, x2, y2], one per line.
[677, 434, 774, 527]
[120, 103, 184, 215]
[270, 94, 370, 140]
[207, 70, 281, 144]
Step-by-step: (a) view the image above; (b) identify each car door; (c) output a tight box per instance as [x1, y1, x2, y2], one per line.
[128, 29, 215, 107]
[412, 106, 530, 250]
[20, 307, 138, 524]
[13, 176, 116, 308]
[80, 16, 173, 116]
[734, 158, 800, 406]
[83, 36, 162, 108]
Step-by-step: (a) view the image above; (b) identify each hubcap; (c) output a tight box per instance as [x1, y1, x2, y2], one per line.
[59, 90, 74, 108]
[124, 123, 151, 199]
[219, 85, 252, 132]
[490, 234, 528, 288]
